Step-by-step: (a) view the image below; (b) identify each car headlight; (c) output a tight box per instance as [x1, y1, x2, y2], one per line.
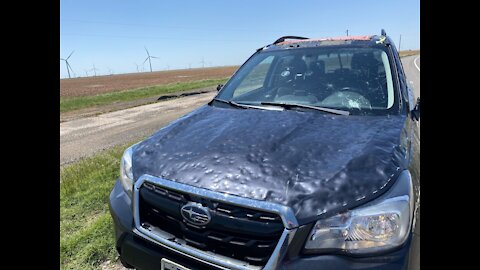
[304, 171, 414, 255]
[120, 145, 135, 198]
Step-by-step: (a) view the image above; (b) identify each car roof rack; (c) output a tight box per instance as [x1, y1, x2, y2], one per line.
[257, 36, 310, 52]
[273, 36, 309, 45]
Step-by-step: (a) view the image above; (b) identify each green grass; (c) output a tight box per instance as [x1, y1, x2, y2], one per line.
[60, 78, 229, 113]
[399, 50, 420, 58]
[60, 143, 136, 270]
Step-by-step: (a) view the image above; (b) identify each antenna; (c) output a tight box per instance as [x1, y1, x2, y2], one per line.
[144, 46, 159, 72]
[60, 50, 75, 78]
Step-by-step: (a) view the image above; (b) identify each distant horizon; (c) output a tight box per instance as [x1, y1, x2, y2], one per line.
[59, 49, 420, 80]
[60, 0, 420, 78]
[59, 64, 241, 80]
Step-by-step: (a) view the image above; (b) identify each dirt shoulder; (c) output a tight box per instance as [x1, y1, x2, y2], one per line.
[60, 91, 216, 165]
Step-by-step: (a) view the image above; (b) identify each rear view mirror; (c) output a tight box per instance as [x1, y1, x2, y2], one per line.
[411, 97, 420, 121]
[216, 84, 224, 91]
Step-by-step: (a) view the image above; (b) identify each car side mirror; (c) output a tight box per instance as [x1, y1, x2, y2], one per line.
[216, 84, 224, 91]
[411, 97, 420, 121]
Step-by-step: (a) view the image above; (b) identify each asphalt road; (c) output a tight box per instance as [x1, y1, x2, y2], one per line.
[60, 55, 420, 165]
[403, 55, 420, 99]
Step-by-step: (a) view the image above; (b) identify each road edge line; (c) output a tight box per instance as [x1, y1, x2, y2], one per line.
[414, 56, 420, 71]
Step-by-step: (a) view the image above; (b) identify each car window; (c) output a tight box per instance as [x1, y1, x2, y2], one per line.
[233, 56, 274, 97]
[392, 47, 408, 105]
[217, 46, 398, 115]
[318, 52, 352, 72]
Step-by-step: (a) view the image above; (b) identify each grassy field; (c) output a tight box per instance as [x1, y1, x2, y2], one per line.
[60, 78, 228, 113]
[60, 143, 135, 270]
[399, 50, 420, 58]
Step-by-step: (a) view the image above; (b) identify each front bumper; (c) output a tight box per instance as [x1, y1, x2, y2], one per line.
[109, 179, 418, 270]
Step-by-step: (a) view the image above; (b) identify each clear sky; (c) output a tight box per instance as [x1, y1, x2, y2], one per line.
[60, 0, 420, 78]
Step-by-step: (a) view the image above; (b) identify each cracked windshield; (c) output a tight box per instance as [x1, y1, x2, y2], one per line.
[217, 47, 395, 113]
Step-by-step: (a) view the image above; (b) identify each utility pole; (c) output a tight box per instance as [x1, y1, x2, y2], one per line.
[346, 29, 349, 36]
[398, 34, 402, 51]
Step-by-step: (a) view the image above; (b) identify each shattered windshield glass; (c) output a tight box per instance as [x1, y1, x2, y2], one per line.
[216, 46, 397, 115]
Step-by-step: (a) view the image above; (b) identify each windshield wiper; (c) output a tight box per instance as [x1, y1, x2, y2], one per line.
[212, 98, 274, 110]
[260, 102, 350, 116]
[212, 98, 249, 109]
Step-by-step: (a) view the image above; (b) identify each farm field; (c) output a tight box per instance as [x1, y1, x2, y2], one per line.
[60, 66, 239, 98]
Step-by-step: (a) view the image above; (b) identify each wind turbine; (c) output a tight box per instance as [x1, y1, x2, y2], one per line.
[107, 67, 114, 75]
[200, 57, 205, 68]
[135, 63, 141, 73]
[91, 64, 99, 77]
[60, 51, 75, 78]
[143, 47, 159, 72]
[84, 69, 89, 77]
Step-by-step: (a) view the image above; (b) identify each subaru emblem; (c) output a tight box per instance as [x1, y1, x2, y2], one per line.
[180, 202, 211, 226]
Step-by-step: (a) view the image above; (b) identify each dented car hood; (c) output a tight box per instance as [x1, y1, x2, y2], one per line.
[132, 105, 409, 225]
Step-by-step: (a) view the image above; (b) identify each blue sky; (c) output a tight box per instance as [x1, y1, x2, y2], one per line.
[60, 0, 420, 78]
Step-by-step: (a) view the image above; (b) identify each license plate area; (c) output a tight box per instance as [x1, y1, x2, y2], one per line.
[161, 258, 191, 270]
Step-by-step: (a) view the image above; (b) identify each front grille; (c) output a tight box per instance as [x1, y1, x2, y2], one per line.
[138, 182, 284, 267]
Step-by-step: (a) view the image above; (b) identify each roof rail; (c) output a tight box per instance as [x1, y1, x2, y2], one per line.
[273, 36, 309, 45]
[381, 29, 386, 36]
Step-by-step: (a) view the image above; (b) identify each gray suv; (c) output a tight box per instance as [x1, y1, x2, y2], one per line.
[109, 29, 420, 270]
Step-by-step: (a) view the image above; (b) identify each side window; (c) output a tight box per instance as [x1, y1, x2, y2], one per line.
[373, 51, 385, 74]
[318, 52, 352, 73]
[234, 56, 274, 97]
[338, 53, 352, 69]
[318, 53, 339, 73]
[393, 48, 408, 104]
